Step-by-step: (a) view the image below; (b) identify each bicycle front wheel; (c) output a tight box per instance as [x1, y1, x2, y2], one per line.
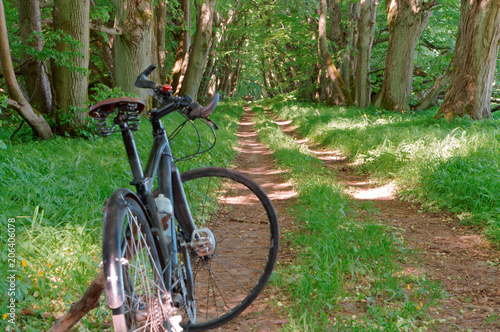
[179, 167, 279, 330]
[103, 192, 176, 332]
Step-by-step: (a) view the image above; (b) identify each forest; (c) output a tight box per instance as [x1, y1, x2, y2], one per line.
[1, 0, 499, 141]
[2, 0, 500, 331]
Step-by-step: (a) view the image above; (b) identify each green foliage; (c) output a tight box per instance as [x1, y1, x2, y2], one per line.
[23, 30, 89, 74]
[0, 102, 243, 329]
[88, 84, 135, 105]
[252, 106, 443, 330]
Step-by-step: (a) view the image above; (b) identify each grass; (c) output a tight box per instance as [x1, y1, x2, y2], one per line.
[252, 106, 444, 330]
[0, 102, 243, 330]
[264, 100, 500, 244]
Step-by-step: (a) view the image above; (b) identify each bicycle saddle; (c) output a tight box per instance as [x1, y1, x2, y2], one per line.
[89, 97, 145, 118]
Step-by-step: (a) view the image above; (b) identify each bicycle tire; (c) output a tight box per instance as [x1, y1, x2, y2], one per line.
[103, 191, 175, 332]
[179, 167, 279, 330]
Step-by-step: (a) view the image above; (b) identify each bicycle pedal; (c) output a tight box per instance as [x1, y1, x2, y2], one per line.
[190, 228, 216, 257]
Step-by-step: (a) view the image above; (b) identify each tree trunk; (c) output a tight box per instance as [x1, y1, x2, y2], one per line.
[341, 1, 360, 98]
[355, 0, 377, 108]
[198, 49, 216, 99]
[171, 0, 191, 93]
[0, 0, 52, 139]
[114, 0, 154, 102]
[260, 52, 271, 97]
[437, 0, 500, 120]
[328, 0, 344, 55]
[156, 0, 167, 83]
[318, 0, 352, 106]
[374, 0, 437, 111]
[179, 0, 216, 101]
[17, 0, 52, 115]
[53, 0, 89, 133]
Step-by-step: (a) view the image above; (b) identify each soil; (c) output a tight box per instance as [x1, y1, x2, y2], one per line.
[214, 107, 500, 331]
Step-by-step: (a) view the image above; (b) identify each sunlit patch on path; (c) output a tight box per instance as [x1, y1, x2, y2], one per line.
[235, 116, 298, 202]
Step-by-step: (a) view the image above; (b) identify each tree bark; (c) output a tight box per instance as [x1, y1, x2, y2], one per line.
[113, 0, 154, 102]
[341, 1, 360, 98]
[156, 0, 167, 83]
[328, 0, 344, 55]
[374, 0, 437, 111]
[171, 0, 191, 93]
[318, 0, 352, 106]
[53, 0, 90, 132]
[355, 0, 377, 108]
[179, 0, 216, 101]
[0, 0, 53, 139]
[17, 0, 52, 115]
[437, 0, 500, 120]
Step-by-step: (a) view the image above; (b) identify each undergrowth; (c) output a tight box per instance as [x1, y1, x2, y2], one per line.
[252, 106, 444, 330]
[0, 102, 243, 330]
[264, 100, 500, 245]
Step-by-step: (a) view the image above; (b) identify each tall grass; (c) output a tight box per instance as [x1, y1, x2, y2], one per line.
[266, 100, 500, 243]
[0, 103, 243, 330]
[252, 106, 443, 330]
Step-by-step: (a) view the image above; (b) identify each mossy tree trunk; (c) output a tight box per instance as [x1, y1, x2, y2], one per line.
[114, 0, 154, 103]
[437, 0, 500, 120]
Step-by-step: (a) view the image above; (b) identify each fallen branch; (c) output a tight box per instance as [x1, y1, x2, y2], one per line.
[48, 270, 105, 332]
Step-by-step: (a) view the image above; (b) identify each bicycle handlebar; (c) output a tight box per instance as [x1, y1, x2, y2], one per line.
[135, 64, 219, 121]
[134, 64, 157, 89]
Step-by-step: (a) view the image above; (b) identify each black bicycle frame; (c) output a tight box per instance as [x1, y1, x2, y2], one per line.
[117, 113, 197, 274]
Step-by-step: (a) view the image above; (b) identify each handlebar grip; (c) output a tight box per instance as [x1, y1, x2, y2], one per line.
[188, 93, 220, 119]
[135, 64, 157, 89]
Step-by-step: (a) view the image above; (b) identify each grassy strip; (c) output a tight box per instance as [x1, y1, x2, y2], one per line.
[0, 102, 243, 330]
[264, 100, 500, 244]
[252, 106, 444, 330]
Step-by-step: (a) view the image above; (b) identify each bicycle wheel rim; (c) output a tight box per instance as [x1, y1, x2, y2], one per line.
[180, 167, 279, 330]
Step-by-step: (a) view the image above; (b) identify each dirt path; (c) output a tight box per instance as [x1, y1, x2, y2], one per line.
[218, 107, 500, 331]
[210, 107, 296, 331]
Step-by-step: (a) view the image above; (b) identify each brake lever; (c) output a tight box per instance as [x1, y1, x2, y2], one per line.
[205, 118, 218, 130]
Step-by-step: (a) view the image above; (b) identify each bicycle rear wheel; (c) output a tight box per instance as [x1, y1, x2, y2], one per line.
[103, 192, 177, 331]
[179, 167, 279, 330]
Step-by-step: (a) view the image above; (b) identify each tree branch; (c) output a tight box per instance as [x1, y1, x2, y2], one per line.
[89, 23, 123, 36]
[48, 270, 105, 332]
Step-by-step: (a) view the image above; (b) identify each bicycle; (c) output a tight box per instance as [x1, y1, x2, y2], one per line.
[89, 65, 279, 331]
